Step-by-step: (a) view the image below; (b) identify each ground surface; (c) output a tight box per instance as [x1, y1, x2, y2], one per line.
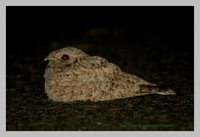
[6, 7, 194, 131]
[6, 43, 193, 131]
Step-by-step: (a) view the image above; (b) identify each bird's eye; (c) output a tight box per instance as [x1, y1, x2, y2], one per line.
[61, 54, 69, 60]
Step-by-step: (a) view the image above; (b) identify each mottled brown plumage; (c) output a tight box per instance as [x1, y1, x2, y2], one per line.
[44, 47, 175, 102]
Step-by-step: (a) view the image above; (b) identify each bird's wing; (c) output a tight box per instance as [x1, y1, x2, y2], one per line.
[78, 56, 121, 75]
[79, 56, 115, 69]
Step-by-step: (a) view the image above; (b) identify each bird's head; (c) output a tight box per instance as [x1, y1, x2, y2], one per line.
[44, 47, 89, 65]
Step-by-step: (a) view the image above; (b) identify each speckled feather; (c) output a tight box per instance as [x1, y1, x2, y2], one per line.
[44, 47, 175, 102]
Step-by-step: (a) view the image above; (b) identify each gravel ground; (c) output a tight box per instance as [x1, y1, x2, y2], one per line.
[6, 6, 194, 131]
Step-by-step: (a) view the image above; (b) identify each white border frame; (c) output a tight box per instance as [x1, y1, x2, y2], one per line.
[1, 0, 199, 137]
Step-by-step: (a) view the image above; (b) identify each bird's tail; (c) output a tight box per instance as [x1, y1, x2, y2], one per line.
[139, 85, 176, 95]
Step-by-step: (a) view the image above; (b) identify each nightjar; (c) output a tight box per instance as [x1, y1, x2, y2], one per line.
[44, 47, 175, 102]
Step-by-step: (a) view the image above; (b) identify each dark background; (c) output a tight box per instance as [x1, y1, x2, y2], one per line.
[6, 6, 194, 131]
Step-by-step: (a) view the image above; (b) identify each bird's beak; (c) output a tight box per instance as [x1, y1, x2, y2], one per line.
[44, 57, 49, 61]
[44, 56, 57, 61]
[44, 56, 51, 61]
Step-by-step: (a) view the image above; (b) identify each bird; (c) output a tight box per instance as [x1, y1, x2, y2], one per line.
[44, 47, 175, 102]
